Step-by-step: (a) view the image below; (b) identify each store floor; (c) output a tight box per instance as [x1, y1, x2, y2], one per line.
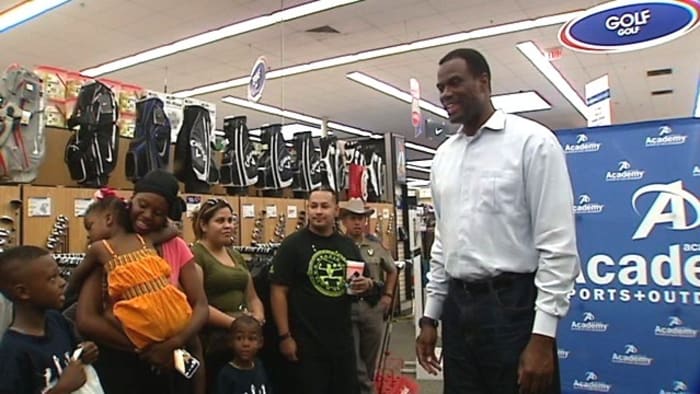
[384, 317, 442, 394]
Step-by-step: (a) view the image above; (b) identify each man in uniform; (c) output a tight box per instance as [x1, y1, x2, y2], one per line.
[340, 198, 398, 394]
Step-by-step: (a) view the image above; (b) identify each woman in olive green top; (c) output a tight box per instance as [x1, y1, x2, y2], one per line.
[190, 199, 264, 393]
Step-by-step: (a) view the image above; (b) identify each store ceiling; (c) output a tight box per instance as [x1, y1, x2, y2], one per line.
[1, 0, 699, 181]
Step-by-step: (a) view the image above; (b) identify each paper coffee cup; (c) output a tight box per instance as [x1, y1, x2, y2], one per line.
[346, 260, 365, 280]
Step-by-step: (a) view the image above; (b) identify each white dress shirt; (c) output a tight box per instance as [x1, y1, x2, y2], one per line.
[424, 110, 580, 338]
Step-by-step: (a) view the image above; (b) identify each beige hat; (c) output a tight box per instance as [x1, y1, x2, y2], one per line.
[340, 198, 375, 217]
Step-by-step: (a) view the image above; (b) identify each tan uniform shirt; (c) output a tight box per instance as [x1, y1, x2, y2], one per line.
[357, 237, 395, 283]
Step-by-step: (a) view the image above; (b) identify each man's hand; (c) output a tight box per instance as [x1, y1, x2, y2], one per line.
[279, 336, 298, 362]
[138, 341, 177, 370]
[350, 276, 372, 293]
[77, 341, 99, 364]
[416, 325, 441, 375]
[378, 295, 392, 317]
[49, 360, 86, 394]
[518, 334, 555, 394]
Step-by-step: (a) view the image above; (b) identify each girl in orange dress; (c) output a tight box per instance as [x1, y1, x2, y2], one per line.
[76, 189, 192, 349]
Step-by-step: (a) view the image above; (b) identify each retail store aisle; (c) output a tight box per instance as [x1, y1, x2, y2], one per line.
[385, 317, 442, 394]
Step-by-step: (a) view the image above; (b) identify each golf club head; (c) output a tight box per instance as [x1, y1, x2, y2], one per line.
[47, 236, 59, 243]
[0, 229, 9, 237]
[53, 224, 67, 231]
[0, 239, 6, 246]
[46, 242, 56, 250]
[9, 199, 22, 208]
[0, 216, 15, 224]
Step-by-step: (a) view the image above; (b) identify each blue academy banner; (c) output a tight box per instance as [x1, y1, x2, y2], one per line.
[555, 117, 700, 394]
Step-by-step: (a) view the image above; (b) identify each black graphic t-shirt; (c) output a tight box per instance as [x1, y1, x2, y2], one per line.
[270, 228, 364, 354]
[0, 310, 78, 394]
[215, 360, 271, 394]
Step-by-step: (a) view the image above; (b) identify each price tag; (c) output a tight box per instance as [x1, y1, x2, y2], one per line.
[266, 205, 278, 218]
[74, 199, 92, 217]
[287, 205, 298, 219]
[28, 197, 51, 217]
[242, 204, 255, 219]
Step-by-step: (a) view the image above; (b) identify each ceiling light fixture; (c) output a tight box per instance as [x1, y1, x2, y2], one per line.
[346, 71, 551, 115]
[406, 159, 433, 168]
[80, 0, 361, 77]
[0, 0, 71, 33]
[221, 96, 373, 137]
[405, 142, 436, 155]
[516, 41, 589, 119]
[174, 10, 583, 97]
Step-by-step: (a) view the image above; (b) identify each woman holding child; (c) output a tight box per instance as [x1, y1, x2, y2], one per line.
[75, 170, 208, 394]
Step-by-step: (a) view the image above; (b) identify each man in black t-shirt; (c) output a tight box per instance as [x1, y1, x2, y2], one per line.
[270, 187, 374, 394]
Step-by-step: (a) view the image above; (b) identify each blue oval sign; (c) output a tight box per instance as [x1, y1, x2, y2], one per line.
[559, 0, 700, 53]
[247, 56, 267, 102]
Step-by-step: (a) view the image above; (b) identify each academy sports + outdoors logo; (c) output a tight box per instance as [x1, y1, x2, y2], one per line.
[605, 160, 645, 182]
[645, 125, 688, 147]
[632, 180, 700, 240]
[659, 380, 692, 394]
[564, 133, 602, 154]
[571, 312, 609, 332]
[610, 344, 654, 366]
[654, 316, 698, 338]
[574, 194, 605, 215]
[572, 371, 612, 392]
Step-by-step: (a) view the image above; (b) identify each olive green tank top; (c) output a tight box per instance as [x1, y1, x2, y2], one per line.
[191, 242, 250, 314]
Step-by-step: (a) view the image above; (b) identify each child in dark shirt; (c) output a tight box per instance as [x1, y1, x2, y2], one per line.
[216, 315, 271, 394]
[0, 246, 100, 394]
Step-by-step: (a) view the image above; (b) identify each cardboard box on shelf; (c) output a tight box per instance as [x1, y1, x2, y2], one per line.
[119, 84, 142, 116]
[44, 103, 67, 128]
[118, 116, 136, 138]
[65, 72, 86, 101]
[34, 66, 67, 101]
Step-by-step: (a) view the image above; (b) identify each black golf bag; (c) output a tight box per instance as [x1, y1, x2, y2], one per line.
[0, 65, 45, 183]
[124, 97, 171, 183]
[319, 135, 346, 192]
[292, 131, 322, 193]
[256, 124, 293, 190]
[364, 146, 385, 202]
[219, 115, 258, 191]
[64, 81, 119, 187]
[173, 105, 219, 193]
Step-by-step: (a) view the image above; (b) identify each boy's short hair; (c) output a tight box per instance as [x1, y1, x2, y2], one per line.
[0, 246, 50, 300]
[230, 314, 262, 336]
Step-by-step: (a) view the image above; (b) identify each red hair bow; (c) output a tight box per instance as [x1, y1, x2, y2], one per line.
[93, 187, 118, 201]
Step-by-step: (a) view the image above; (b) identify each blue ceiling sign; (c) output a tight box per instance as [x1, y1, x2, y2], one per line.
[247, 56, 267, 102]
[559, 0, 700, 53]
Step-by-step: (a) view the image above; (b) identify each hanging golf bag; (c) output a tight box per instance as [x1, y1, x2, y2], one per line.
[292, 131, 322, 193]
[124, 97, 171, 183]
[173, 105, 218, 193]
[219, 116, 258, 190]
[256, 124, 293, 190]
[347, 149, 368, 201]
[364, 146, 385, 202]
[0, 65, 45, 183]
[64, 81, 119, 187]
[319, 135, 346, 192]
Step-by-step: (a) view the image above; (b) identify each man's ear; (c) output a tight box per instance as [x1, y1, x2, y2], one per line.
[13, 283, 30, 301]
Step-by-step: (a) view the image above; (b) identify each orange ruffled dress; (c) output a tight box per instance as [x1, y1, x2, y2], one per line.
[103, 235, 192, 349]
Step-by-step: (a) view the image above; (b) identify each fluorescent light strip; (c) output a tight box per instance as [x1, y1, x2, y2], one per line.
[174, 10, 583, 97]
[221, 96, 373, 137]
[347, 72, 550, 115]
[407, 159, 433, 168]
[405, 142, 436, 155]
[80, 0, 361, 77]
[0, 0, 71, 33]
[516, 41, 589, 119]
[407, 164, 431, 174]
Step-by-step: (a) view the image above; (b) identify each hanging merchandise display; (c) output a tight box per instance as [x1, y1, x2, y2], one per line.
[174, 104, 219, 193]
[291, 131, 322, 193]
[319, 135, 347, 192]
[124, 96, 172, 183]
[0, 65, 45, 183]
[256, 124, 293, 191]
[219, 115, 258, 191]
[64, 80, 120, 187]
[364, 144, 386, 202]
[347, 148, 368, 201]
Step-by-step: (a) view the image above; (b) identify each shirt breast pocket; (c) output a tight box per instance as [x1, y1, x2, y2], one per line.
[476, 171, 520, 214]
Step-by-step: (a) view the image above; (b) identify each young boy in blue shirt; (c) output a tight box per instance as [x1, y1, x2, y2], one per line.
[0, 246, 99, 394]
[216, 315, 271, 394]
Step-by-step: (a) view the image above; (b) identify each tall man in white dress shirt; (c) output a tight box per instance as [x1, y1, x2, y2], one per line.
[415, 48, 580, 394]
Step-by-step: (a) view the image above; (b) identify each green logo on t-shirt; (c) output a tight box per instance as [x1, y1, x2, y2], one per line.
[308, 250, 347, 297]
